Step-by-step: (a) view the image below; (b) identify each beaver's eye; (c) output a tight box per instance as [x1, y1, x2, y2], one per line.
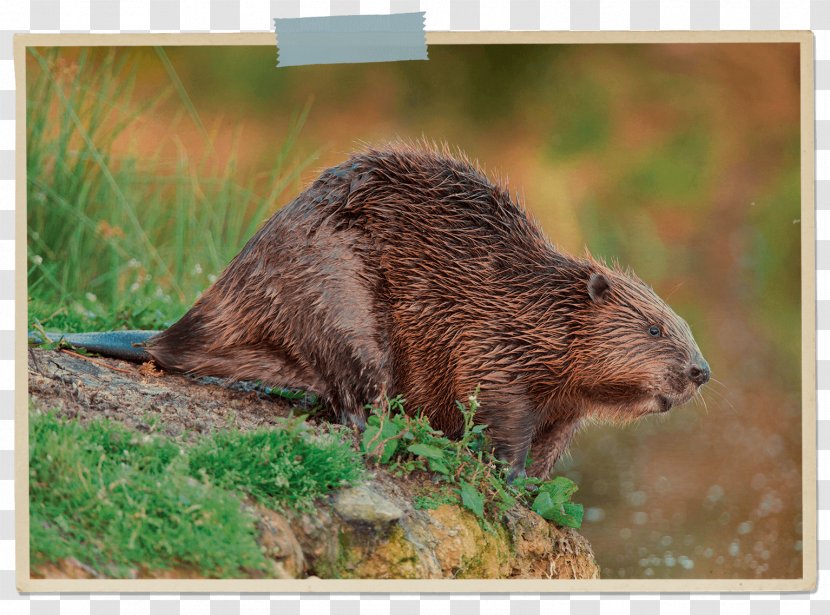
[648, 325, 661, 337]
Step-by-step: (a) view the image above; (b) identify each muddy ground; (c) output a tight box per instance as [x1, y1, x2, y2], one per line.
[28, 347, 331, 440]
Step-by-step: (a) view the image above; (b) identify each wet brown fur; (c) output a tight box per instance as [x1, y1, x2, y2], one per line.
[146, 145, 707, 478]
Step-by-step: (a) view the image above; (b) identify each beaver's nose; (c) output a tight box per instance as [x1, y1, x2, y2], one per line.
[688, 356, 711, 386]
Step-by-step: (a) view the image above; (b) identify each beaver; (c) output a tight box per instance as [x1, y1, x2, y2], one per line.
[34, 145, 710, 479]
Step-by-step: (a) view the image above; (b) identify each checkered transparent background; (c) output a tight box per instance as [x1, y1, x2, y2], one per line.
[0, 0, 827, 613]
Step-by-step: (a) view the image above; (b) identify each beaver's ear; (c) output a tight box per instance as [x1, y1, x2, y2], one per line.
[588, 273, 611, 304]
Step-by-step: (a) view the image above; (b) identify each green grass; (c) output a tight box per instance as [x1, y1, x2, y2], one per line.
[27, 47, 317, 333]
[189, 418, 364, 512]
[29, 410, 363, 577]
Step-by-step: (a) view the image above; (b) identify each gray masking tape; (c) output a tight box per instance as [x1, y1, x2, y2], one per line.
[275, 12, 428, 67]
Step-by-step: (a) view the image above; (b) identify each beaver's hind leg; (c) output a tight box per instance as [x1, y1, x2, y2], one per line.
[294, 295, 393, 430]
[263, 230, 393, 430]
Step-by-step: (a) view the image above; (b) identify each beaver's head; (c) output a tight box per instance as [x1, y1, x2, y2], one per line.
[566, 261, 709, 420]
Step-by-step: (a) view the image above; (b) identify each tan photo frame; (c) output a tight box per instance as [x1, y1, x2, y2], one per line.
[14, 29, 817, 593]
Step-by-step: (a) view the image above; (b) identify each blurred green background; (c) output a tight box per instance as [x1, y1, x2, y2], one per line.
[27, 43, 802, 579]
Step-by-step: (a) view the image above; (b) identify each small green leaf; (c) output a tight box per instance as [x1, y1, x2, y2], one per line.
[459, 481, 485, 518]
[379, 438, 399, 464]
[361, 420, 401, 464]
[560, 501, 585, 528]
[407, 443, 445, 460]
[361, 425, 379, 451]
[427, 457, 450, 476]
[531, 491, 555, 519]
[538, 476, 578, 501]
[531, 489, 584, 528]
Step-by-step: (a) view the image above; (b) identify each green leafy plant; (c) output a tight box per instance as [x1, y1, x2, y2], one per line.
[529, 476, 585, 528]
[360, 391, 584, 528]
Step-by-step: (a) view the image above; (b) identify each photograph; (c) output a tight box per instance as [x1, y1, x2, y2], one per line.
[21, 36, 806, 585]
